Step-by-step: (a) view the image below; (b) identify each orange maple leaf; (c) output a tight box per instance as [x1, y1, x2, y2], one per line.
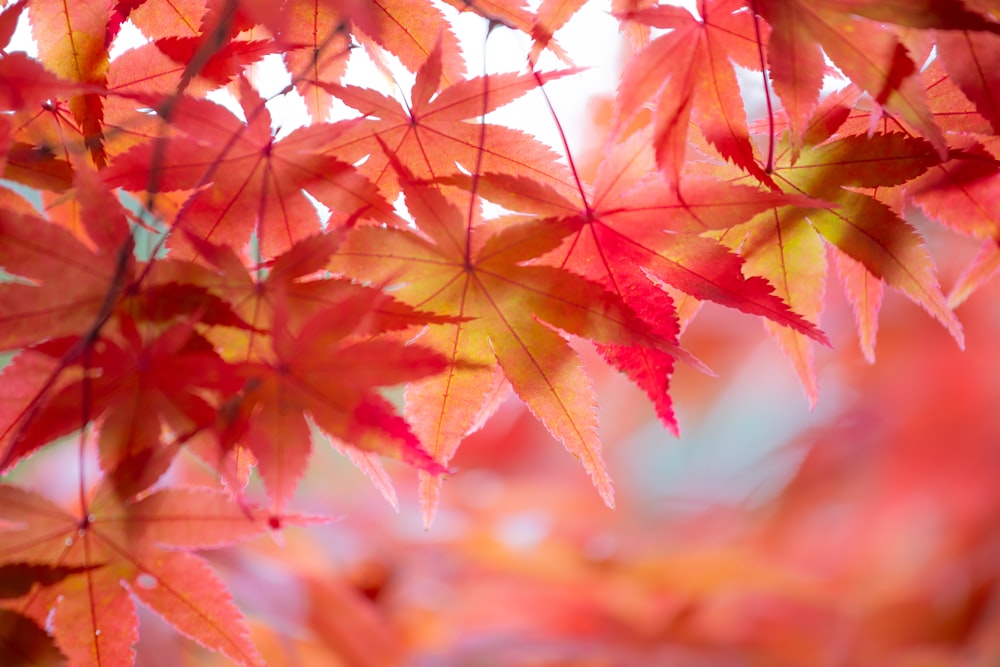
[313, 37, 577, 202]
[756, 0, 948, 159]
[0, 481, 321, 667]
[330, 150, 698, 521]
[28, 0, 110, 166]
[712, 127, 963, 402]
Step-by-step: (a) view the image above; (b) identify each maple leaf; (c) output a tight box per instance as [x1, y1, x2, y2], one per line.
[101, 77, 397, 260]
[712, 128, 964, 400]
[330, 148, 712, 520]
[0, 52, 84, 112]
[0, 118, 9, 179]
[114, 0, 291, 93]
[352, 0, 464, 85]
[615, 0, 772, 187]
[1, 98, 85, 194]
[737, 207, 829, 404]
[906, 140, 1000, 241]
[278, 0, 353, 122]
[0, 347, 66, 472]
[776, 134, 957, 320]
[834, 249, 883, 364]
[948, 239, 1000, 308]
[163, 231, 454, 362]
[900, 138, 1000, 308]
[529, 0, 586, 63]
[0, 480, 321, 667]
[610, 0, 658, 50]
[27, 0, 110, 166]
[97, 0, 284, 158]
[0, 0, 27, 50]
[756, 0, 948, 159]
[228, 298, 453, 512]
[0, 204, 132, 355]
[936, 29, 1000, 136]
[267, 0, 463, 123]
[0, 561, 96, 666]
[143, 232, 459, 509]
[437, 0, 577, 64]
[1, 318, 240, 495]
[99, 34, 284, 161]
[445, 129, 830, 426]
[114, 0, 230, 41]
[155, 37, 282, 86]
[920, 57, 996, 136]
[0, 160, 256, 474]
[313, 37, 577, 202]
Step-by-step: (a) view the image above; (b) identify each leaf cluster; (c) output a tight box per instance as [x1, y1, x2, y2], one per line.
[0, 0, 999, 664]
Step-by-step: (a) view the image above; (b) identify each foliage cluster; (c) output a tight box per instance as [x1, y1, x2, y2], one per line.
[1, 0, 999, 665]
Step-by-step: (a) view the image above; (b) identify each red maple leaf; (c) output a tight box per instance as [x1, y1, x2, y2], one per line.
[445, 128, 830, 426]
[102, 76, 397, 260]
[0, 318, 239, 492]
[616, 0, 773, 186]
[136, 232, 459, 510]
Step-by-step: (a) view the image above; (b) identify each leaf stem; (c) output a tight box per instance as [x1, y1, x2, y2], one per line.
[750, 0, 774, 173]
[532, 70, 589, 214]
[466, 20, 499, 260]
[78, 342, 92, 517]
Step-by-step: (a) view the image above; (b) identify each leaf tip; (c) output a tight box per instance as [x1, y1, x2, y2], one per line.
[953, 326, 966, 351]
[937, 307, 965, 351]
[419, 471, 443, 529]
[860, 341, 877, 365]
[599, 483, 616, 510]
[589, 464, 616, 510]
